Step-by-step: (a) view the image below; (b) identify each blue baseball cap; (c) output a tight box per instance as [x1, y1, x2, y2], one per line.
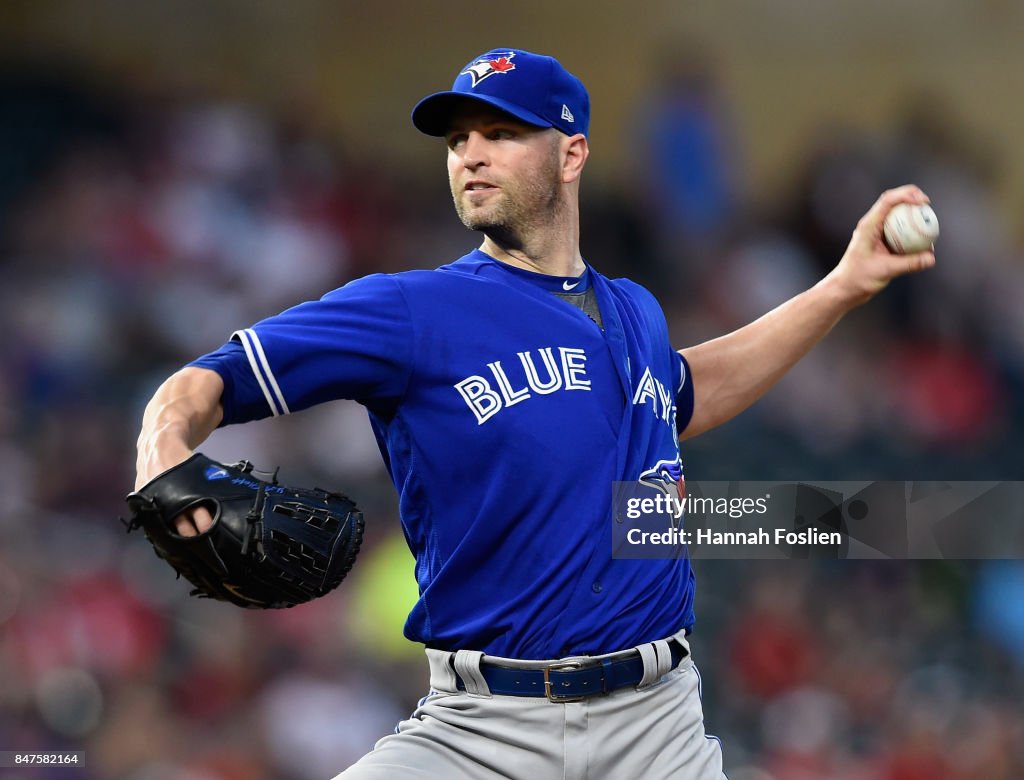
[412, 48, 590, 138]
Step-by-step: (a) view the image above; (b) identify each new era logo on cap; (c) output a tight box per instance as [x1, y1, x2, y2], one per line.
[411, 47, 590, 138]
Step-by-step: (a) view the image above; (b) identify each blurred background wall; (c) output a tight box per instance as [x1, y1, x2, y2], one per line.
[3, 0, 1024, 223]
[1, 2, 1023, 778]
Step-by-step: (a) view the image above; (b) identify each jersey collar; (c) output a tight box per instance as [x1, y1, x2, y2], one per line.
[462, 249, 591, 293]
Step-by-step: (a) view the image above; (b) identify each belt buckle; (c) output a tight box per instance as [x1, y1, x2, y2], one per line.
[543, 660, 586, 703]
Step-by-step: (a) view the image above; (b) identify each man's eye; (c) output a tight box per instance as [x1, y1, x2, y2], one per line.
[447, 134, 466, 149]
[491, 129, 515, 140]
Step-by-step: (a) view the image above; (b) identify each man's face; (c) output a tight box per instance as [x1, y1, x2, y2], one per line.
[445, 103, 563, 245]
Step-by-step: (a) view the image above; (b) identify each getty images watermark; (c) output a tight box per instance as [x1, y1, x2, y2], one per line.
[622, 492, 840, 547]
[612, 481, 1024, 560]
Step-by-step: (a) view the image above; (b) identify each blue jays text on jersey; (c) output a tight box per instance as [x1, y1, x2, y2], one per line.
[191, 249, 696, 659]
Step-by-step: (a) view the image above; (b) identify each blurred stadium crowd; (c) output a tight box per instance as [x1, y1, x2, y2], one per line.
[2, 55, 1024, 779]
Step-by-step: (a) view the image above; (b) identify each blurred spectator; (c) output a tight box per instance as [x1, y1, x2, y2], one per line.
[631, 45, 743, 248]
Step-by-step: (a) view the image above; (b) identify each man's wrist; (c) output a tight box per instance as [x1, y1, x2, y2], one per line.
[135, 425, 194, 489]
[815, 270, 871, 315]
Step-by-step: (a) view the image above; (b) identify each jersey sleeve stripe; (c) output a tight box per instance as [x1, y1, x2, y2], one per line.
[677, 352, 687, 393]
[232, 328, 285, 417]
[246, 328, 291, 415]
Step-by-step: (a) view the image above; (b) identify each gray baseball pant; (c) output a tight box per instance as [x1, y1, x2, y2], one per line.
[334, 630, 726, 779]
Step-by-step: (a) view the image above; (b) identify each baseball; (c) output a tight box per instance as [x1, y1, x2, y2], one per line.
[883, 203, 939, 254]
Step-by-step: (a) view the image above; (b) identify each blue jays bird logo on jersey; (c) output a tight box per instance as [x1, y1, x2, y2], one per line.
[639, 455, 686, 499]
[461, 53, 517, 87]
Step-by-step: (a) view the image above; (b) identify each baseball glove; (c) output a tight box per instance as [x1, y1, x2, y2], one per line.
[124, 453, 364, 608]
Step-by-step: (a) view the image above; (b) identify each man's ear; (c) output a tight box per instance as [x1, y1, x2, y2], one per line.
[561, 134, 589, 184]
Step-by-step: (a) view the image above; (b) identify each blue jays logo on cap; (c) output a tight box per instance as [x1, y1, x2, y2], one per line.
[461, 52, 517, 87]
[412, 47, 590, 138]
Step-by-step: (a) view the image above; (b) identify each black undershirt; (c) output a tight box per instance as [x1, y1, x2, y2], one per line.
[552, 287, 604, 329]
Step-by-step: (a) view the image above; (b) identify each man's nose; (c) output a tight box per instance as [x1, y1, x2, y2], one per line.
[462, 132, 489, 168]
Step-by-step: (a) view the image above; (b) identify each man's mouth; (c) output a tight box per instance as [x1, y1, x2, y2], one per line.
[465, 181, 498, 192]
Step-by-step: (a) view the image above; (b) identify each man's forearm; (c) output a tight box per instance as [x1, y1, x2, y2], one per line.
[678, 186, 935, 441]
[679, 275, 856, 440]
[135, 367, 225, 488]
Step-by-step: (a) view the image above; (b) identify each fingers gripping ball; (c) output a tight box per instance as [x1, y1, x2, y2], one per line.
[124, 454, 364, 608]
[883, 203, 939, 254]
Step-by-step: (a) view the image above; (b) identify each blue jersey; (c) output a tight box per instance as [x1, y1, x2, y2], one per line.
[191, 249, 696, 659]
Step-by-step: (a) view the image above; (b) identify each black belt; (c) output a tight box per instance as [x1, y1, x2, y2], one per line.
[453, 642, 688, 702]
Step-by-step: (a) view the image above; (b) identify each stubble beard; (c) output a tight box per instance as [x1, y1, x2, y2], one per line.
[451, 148, 564, 251]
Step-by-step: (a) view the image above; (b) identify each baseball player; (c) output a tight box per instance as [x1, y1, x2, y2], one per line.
[134, 48, 936, 778]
